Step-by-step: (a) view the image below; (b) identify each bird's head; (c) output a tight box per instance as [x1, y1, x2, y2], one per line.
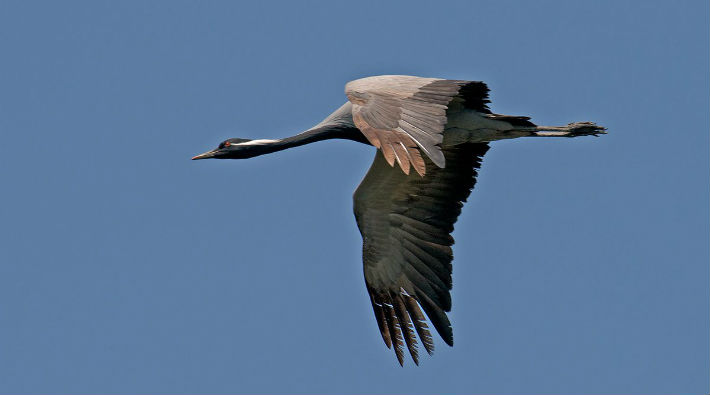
[192, 138, 279, 160]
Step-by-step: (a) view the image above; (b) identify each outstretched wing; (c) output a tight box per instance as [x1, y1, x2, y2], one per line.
[353, 143, 489, 365]
[345, 75, 490, 176]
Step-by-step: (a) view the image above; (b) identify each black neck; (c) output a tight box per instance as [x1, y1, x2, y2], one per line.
[252, 125, 369, 156]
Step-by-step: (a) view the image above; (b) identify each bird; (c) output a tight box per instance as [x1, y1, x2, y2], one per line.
[192, 75, 605, 365]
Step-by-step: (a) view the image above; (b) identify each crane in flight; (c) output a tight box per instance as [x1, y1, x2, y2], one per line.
[193, 75, 605, 365]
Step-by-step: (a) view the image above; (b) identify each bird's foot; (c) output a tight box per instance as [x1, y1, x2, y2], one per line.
[562, 122, 607, 137]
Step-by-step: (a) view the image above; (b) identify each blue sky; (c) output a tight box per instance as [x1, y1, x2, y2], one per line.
[1, 1, 708, 394]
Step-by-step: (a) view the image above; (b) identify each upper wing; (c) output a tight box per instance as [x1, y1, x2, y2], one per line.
[353, 142, 489, 365]
[345, 75, 490, 176]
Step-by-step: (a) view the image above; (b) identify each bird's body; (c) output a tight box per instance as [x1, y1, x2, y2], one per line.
[193, 75, 605, 365]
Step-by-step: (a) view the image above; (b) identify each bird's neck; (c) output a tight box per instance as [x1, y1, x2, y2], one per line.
[249, 125, 369, 156]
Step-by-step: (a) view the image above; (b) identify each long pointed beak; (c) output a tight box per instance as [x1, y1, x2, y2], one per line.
[191, 149, 219, 160]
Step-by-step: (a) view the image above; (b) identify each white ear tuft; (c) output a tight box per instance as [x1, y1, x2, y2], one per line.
[236, 139, 280, 146]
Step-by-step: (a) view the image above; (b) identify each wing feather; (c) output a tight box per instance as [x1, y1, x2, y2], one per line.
[368, 289, 392, 349]
[404, 294, 434, 355]
[392, 293, 419, 365]
[383, 295, 405, 365]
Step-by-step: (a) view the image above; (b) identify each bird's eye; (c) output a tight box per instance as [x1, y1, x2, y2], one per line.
[224, 141, 231, 147]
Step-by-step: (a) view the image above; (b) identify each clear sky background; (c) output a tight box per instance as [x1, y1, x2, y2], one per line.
[1, 1, 708, 394]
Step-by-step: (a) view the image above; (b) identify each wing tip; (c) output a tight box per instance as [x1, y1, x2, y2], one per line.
[368, 286, 454, 365]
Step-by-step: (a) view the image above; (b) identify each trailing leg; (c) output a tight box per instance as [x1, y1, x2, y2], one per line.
[479, 112, 606, 139]
[530, 122, 606, 137]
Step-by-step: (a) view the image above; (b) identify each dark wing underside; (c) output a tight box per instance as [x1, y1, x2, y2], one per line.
[353, 143, 489, 365]
[345, 75, 490, 176]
